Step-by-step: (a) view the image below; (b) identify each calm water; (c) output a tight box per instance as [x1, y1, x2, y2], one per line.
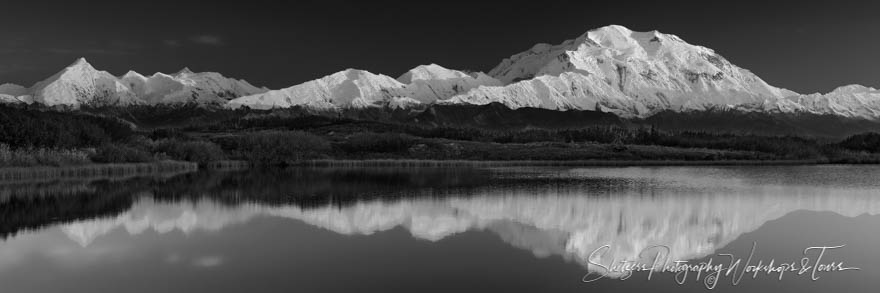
[1, 165, 878, 292]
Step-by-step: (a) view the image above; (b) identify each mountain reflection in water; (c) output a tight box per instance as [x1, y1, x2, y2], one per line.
[2, 165, 878, 279]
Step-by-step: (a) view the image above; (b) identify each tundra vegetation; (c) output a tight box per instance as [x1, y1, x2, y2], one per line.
[2, 104, 880, 167]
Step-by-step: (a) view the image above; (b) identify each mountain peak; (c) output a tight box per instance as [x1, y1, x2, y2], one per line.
[582, 25, 641, 46]
[398, 63, 461, 83]
[831, 84, 878, 94]
[583, 25, 676, 56]
[175, 67, 194, 76]
[417, 63, 446, 70]
[589, 24, 633, 35]
[71, 57, 90, 66]
[469, 24, 805, 117]
[67, 57, 95, 70]
[330, 69, 397, 82]
[228, 68, 408, 110]
[122, 70, 146, 79]
[489, 24, 715, 84]
[584, 25, 666, 39]
[408, 63, 448, 73]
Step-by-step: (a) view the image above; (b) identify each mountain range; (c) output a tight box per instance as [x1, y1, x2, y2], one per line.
[2, 25, 879, 120]
[0, 58, 267, 107]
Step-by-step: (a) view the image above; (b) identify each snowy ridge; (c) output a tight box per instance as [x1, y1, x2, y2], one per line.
[0, 83, 28, 96]
[397, 64, 503, 103]
[227, 69, 414, 110]
[445, 25, 800, 117]
[785, 85, 880, 118]
[2, 25, 879, 119]
[0, 83, 31, 104]
[119, 68, 267, 105]
[227, 65, 502, 110]
[30, 58, 141, 107]
[444, 25, 880, 119]
[1, 58, 267, 108]
[226, 25, 880, 119]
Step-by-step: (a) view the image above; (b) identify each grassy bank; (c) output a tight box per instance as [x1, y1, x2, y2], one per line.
[0, 160, 198, 183]
[0, 144, 92, 167]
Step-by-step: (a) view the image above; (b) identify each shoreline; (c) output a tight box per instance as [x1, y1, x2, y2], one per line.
[0, 161, 198, 184]
[298, 159, 833, 167]
[0, 158, 866, 183]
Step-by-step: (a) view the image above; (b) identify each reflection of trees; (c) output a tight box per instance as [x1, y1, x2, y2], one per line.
[148, 167, 496, 206]
[0, 170, 200, 239]
[0, 167, 496, 239]
[0, 166, 643, 241]
[141, 167, 650, 207]
[0, 186, 134, 240]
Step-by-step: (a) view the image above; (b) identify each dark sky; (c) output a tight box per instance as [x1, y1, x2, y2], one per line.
[1, 0, 878, 94]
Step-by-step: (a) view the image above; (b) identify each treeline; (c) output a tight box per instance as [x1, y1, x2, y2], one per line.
[839, 132, 880, 153]
[4, 105, 880, 167]
[0, 166, 495, 239]
[0, 105, 132, 149]
[193, 114, 835, 160]
[0, 105, 232, 166]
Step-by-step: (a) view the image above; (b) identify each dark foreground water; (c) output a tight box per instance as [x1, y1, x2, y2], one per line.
[1, 165, 878, 293]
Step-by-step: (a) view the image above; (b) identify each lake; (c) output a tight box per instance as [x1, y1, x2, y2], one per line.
[1, 165, 878, 292]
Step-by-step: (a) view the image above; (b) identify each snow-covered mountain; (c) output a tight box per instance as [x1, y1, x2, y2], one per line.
[227, 69, 417, 110]
[29, 58, 141, 107]
[397, 64, 503, 103]
[1, 58, 267, 108]
[2, 25, 879, 119]
[227, 64, 502, 110]
[226, 25, 880, 119]
[0, 83, 31, 104]
[0, 83, 28, 96]
[119, 67, 268, 105]
[784, 85, 880, 118]
[442, 25, 879, 119]
[442, 25, 795, 117]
